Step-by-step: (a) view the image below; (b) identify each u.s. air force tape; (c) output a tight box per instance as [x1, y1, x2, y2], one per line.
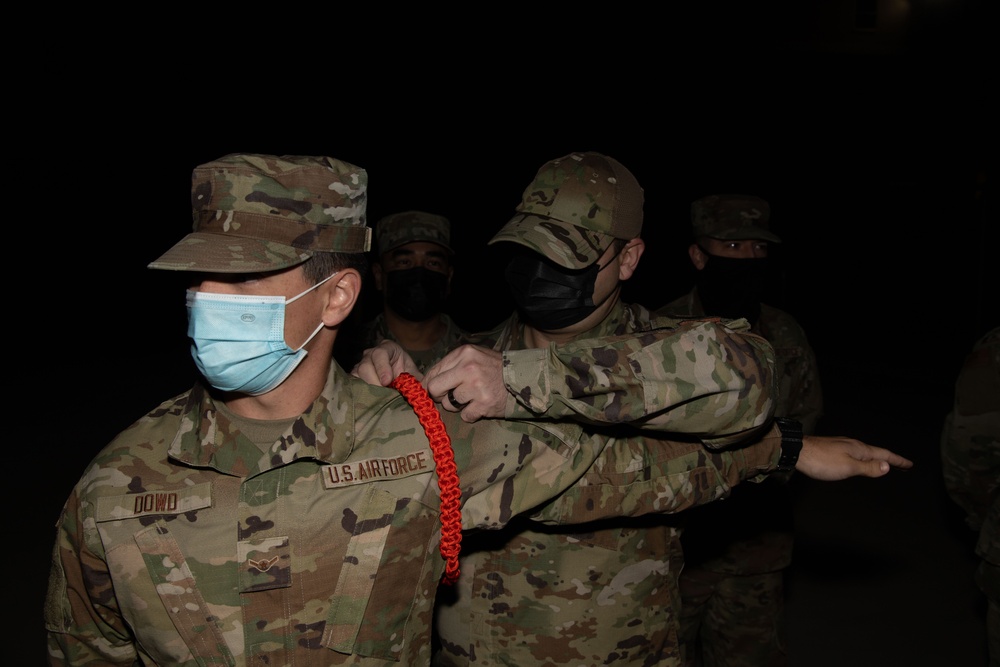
[322, 450, 434, 488]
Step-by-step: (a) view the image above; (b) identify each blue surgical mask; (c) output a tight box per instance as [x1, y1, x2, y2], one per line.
[186, 272, 337, 395]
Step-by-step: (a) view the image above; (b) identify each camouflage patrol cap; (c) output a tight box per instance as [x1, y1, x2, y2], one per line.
[149, 153, 371, 273]
[488, 151, 644, 270]
[376, 210, 453, 255]
[691, 194, 782, 243]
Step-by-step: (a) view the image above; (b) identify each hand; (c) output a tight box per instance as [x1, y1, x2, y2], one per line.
[351, 340, 421, 386]
[796, 435, 914, 480]
[422, 345, 507, 422]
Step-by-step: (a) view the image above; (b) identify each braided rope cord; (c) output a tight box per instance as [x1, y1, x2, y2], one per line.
[390, 372, 462, 585]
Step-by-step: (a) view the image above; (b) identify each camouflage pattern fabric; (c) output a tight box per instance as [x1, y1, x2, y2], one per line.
[149, 153, 371, 273]
[500, 314, 777, 447]
[375, 210, 453, 256]
[487, 152, 644, 270]
[659, 291, 822, 436]
[941, 326, 1000, 665]
[46, 320, 783, 667]
[360, 312, 470, 375]
[690, 194, 781, 244]
[676, 570, 784, 667]
[659, 289, 824, 667]
[434, 301, 785, 667]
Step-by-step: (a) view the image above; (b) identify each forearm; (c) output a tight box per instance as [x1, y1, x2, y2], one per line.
[503, 319, 777, 447]
[534, 425, 783, 524]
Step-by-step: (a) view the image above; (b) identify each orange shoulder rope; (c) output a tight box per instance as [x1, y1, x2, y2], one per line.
[390, 372, 462, 585]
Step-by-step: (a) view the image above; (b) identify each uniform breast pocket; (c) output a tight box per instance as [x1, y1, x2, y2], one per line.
[325, 486, 439, 662]
[96, 483, 234, 665]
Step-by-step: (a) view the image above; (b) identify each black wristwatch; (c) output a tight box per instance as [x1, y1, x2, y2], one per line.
[775, 418, 803, 472]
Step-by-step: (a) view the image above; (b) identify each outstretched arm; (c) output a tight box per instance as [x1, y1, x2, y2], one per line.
[352, 324, 914, 481]
[422, 319, 777, 447]
[532, 425, 914, 525]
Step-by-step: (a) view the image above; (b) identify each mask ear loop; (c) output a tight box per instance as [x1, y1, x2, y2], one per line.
[596, 239, 630, 273]
[286, 270, 340, 305]
[390, 372, 462, 585]
[286, 271, 341, 352]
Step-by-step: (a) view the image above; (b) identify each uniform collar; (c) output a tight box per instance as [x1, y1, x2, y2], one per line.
[167, 364, 361, 476]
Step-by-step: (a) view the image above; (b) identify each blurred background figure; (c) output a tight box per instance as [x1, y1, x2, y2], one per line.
[941, 326, 1000, 666]
[339, 210, 468, 373]
[658, 194, 824, 667]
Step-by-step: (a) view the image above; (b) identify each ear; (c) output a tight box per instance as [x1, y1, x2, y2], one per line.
[618, 238, 646, 281]
[688, 243, 708, 270]
[321, 269, 363, 327]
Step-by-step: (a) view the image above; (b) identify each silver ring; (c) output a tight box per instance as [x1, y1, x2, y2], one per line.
[447, 388, 470, 410]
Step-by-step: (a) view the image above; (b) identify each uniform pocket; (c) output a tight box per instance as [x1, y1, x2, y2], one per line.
[325, 486, 438, 662]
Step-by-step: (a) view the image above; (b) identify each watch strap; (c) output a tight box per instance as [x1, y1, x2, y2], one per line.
[775, 417, 803, 472]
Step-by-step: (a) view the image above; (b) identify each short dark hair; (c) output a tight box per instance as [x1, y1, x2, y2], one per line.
[303, 251, 368, 284]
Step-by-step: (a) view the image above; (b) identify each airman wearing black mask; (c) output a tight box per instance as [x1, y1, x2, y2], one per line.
[659, 194, 824, 667]
[352, 160, 909, 667]
[354, 210, 469, 374]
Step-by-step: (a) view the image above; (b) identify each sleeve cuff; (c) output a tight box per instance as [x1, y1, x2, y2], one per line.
[502, 348, 552, 416]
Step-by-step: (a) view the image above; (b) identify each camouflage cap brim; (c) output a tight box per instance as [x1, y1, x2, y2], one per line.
[691, 194, 781, 244]
[488, 213, 616, 270]
[149, 208, 372, 273]
[376, 210, 453, 256]
[706, 226, 783, 243]
[148, 232, 314, 273]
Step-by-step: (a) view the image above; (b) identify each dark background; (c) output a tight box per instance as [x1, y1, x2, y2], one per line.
[28, 4, 996, 665]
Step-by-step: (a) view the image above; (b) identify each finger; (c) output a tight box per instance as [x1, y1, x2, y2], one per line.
[425, 366, 464, 406]
[365, 347, 392, 386]
[423, 348, 462, 392]
[453, 396, 487, 423]
[351, 348, 384, 385]
[351, 360, 380, 384]
[460, 406, 485, 423]
[856, 459, 892, 478]
[858, 444, 914, 470]
[395, 354, 423, 381]
[880, 451, 914, 469]
[447, 388, 470, 411]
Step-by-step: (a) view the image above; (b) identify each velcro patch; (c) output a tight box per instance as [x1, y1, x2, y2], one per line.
[322, 450, 434, 488]
[94, 482, 212, 521]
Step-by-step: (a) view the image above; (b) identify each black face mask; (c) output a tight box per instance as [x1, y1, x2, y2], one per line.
[384, 266, 449, 322]
[504, 252, 603, 330]
[695, 249, 769, 324]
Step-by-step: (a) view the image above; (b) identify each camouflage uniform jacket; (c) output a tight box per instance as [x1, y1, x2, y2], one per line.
[47, 322, 782, 667]
[434, 300, 788, 666]
[498, 315, 778, 449]
[361, 311, 469, 374]
[660, 289, 822, 433]
[658, 289, 823, 574]
[941, 327, 1000, 569]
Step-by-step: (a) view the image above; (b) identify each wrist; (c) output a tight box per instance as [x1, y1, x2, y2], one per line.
[775, 417, 803, 471]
